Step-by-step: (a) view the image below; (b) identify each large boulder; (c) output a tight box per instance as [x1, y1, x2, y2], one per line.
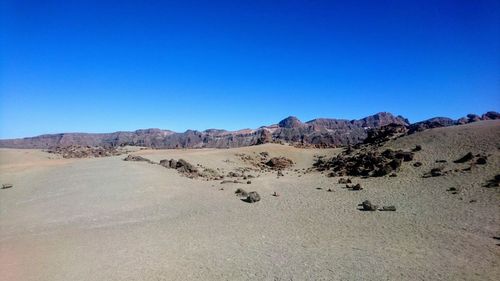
[176, 159, 198, 174]
[159, 158, 178, 168]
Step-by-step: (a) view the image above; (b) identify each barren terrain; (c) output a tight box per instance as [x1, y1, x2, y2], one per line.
[1, 121, 499, 281]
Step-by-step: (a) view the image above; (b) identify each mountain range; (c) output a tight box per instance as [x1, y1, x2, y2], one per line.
[0, 111, 498, 149]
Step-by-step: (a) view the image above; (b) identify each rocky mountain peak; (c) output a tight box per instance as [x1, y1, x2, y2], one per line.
[278, 116, 303, 128]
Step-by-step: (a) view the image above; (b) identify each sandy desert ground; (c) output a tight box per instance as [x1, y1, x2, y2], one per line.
[1, 121, 499, 281]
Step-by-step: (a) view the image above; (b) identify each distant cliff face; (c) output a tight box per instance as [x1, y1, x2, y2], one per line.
[1, 111, 497, 149]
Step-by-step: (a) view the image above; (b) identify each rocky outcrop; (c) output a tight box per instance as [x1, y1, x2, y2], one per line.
[313, 148, 415, 177]
[363, 123, 408, 145]
[123, 155, 153, 163]
[48, 145, 125, 158]
[265, 157, 294, 170]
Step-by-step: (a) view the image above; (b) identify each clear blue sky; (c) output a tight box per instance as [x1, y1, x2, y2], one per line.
[1, 0, 499, 138]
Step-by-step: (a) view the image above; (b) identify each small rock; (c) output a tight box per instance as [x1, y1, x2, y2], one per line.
[483, 174, 500, 188]
[1, 183, 13, 189]
[453, 152, 473, 163]
[235, 188, 248, 197]
[389, 159, 402, 170]
[379, 206, 396, 211]
[123, 155, 152, 163]
[395, 151, 414, 162]
[359, 200, 377, 211]
[245, 191, 261, 203]
[347, 183, 363, 190]
[259, 151, 269, 158]
[476, 157, 487, 165]
[413, 162, 422, 167]
[338, 178, 352, 184]
[412, 145, 422, 152]
[430, 168, 443, 177]
[227, 171, 242, 178]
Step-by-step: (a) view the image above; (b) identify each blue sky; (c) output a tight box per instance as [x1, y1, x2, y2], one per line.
[1, 0, 499, 138]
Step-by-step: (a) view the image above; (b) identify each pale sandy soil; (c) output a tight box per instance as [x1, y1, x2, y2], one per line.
[0, 121, 499, 281]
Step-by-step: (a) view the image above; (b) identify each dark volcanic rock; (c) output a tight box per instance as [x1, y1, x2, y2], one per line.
[395, 151, 414, 162]
[338, 178, 352, 184]
[379, 206, 396, 211]
[423, 167, 444, 178]
[315, 148, 412, 178]
[389, 158, 403, 170]
[176, 159, 198, 174]
[347, 183, 363, 190]
[412, 145, 422, 152]
[364, 123, 408, 145]
[244, 191, 261, 203]
[476, 157, 487, 165]
[359, 200, 377, 211]
[453, 152, 474, 163]
[235, 188, 248, 197]
[483, 175, 500, 188]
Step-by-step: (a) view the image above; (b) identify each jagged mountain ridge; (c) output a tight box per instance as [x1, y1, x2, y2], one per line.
[0, 111, 497, 149]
